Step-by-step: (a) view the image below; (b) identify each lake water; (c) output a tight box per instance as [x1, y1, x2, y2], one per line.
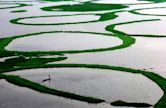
[0, 0, 166, 108]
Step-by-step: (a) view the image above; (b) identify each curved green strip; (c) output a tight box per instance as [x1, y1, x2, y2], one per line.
[130, 7, 166, 16]
[0, 31, 135, 55]
[0, 3, 29, 9]
[1, 63, 166, 107]
[0, 73, 105, 103]
[106, 19, 166, 38]
[111, 100, 152, 107]
[41, 2, 128, 12]
[0, 56, 68, 72]
[1, 1, 165, 107]
[10, 11, 118, 26]
[11, 10, 27, 13]
[10, 14, 98, 26]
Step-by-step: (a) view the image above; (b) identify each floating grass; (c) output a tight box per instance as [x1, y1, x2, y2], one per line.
[1, 63, 166, 107]
[11, 10, 27, 13]
[106, 19, 166, 38]
[1, 1, 166, 107]
[0, 73, 105, 103]
[111, 100, 152, 107]
[0, 3, 30, 9]
[41, 2, 128, 12]
[0, 31, 135, 55]
[10, 11, 118, 26]
[130, 6, 166, 16]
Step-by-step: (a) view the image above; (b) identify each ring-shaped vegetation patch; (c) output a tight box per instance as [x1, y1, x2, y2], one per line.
[10, 12, 119, 26]
[0, 31, 135, 55]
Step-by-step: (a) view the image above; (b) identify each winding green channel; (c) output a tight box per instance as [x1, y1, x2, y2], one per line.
[1, 0, 166, 107]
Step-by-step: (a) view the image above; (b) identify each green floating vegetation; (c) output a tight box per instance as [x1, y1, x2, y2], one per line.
[1, 63, 166, 107]
[10, 14, 98, 26]
[0, 56, 67, 72]
[10, 11, 118, 26]
[98, 11, 119, 21]
[0, 31, 135, 55]
[2, 1, 166, 107]
[106, 18, 166, 38]
[0, 3, 30, 9]
[0, 73, 105, 103]
[111, 100, 152, 107]
[11, 10, 27, 13]
[130, 7, 166, 16]
[41, 2, 128, 12]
